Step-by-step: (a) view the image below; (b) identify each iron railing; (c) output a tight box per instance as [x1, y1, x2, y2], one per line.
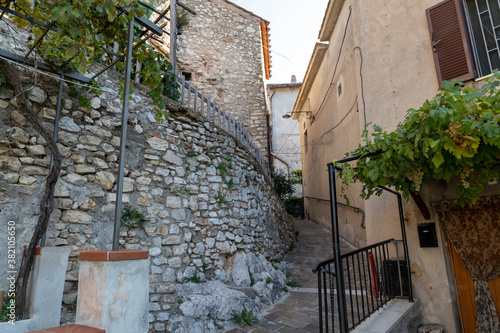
[176, 75, 271, 178]
[313, 239, 412, 332]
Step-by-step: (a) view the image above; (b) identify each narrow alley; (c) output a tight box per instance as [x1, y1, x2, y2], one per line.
[226, 219, 356, 333]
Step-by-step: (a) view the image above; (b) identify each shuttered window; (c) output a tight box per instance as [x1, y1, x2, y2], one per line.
[426, 0, 476, 83]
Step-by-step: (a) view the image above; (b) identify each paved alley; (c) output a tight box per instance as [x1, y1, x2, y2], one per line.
[225, 219, 356, 333]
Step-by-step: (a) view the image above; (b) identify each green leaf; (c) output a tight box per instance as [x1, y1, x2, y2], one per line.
[432, 151, 444, 168]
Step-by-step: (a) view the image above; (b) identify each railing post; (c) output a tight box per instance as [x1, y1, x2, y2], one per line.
[328, 163, 348, 332]
[193, 86, 198, 113]
[397, 194, 413, 302]
[200, 91, 205, 117]
[187, 80, 192, 109]
[180, 75, 185, 104]
[207, 95, 211, 121]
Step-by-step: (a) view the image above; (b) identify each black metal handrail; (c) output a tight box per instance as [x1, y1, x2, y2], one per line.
[313, 239, 412, 332]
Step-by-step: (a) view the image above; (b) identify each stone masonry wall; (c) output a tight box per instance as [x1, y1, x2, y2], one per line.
[154, 0, 270, 159]
[0, 62, 294, 331]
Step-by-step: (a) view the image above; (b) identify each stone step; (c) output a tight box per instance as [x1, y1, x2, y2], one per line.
[28, 324, 105, 333]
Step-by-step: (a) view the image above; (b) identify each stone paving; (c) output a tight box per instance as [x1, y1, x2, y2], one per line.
[225, 219, 356, 333]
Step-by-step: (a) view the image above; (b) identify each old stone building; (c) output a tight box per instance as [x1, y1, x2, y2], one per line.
[152, 0, 272, 160]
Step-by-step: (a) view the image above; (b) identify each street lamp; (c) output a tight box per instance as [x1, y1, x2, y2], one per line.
[282, 111, 313, 119]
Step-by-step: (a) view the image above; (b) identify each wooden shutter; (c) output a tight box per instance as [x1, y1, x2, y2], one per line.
[426, 0, 475, 83]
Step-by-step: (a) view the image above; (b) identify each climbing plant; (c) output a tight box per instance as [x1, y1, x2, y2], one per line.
[11, 0, 179, 116]
[334, 72, 500, 206]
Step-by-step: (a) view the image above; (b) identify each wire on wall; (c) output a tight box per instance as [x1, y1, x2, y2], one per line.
[353, 46, 367, 129]
[312, 6, 353, 121]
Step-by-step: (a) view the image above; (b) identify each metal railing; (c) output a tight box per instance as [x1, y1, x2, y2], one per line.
[313, 239, 412, 332]
[176, 74, 270, 179]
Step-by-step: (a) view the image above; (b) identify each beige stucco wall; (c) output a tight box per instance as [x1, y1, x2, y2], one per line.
[351, 0, 461, 331]
[300, 0, 366, 248]
[295, 0, 498, 331]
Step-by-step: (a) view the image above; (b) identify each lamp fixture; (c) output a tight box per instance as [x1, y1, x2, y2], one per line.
[282, 111, 313, 119]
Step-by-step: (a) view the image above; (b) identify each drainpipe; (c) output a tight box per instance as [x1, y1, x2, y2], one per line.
[271, 153, 290, 176]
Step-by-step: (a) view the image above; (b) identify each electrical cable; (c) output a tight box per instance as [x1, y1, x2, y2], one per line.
[275, 120, 298, 156]
[312, 6, 352, 121]
[292, 95, 358, 154]
[353, 46, 367, 129]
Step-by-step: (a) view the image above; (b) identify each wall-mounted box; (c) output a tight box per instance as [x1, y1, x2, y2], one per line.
[417, 223, 438, 247]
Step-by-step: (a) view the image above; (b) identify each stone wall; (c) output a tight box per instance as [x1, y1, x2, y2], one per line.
[0, 64, 294, 331]
[154, 0, 271, 158]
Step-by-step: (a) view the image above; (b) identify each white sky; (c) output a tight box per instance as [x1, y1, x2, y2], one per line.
[230, 0, 330, 84]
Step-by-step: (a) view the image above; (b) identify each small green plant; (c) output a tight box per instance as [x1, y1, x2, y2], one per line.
[205, 147, 216, 159]
[195, 166, 199, 172]
[185, 271, 204, 283]
[121, 204, 149, 229]
[178, 298, 184, 304]
[1, 294, 15, 322]
[72, 296, 78, 312]
[186, 165, 190, 171]
[283, 286, 289, 292]
[225, 178, 234, 188]
[249, 270, 256, 286]
[215, 191, 228, 207]
[246, 156, 253, 164]
[217, 162, 228, 177]
[289, 241, 296, 252]
[187, 150, 196, 157]
[226, 157, 233, 169]
[233, 307, 258, 327]
[273, 264, 278, 270]
[286, 279, 301, 288]
[275, 258, 283, 264]
[285, 268, 291, 279]
[202, 262, 209, 270]
[266, 277, 273, 284]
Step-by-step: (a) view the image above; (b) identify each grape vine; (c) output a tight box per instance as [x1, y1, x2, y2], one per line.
[335, 72, 500, 206]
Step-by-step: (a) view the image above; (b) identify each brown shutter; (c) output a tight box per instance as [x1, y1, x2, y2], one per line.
[426, 0, 475, 83]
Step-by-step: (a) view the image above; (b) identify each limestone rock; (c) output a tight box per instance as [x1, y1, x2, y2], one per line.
[10, 127, 30, 143]
[147, 137, 169, 151]
[90, 97, 101, 109]
[231, 252, 251, 287]
[26, 145, 46, 156]
[95, 171, 115, 190]
[27, 86, 47, 104]
[59, 116, 81, 132]
[61, 210, 92, 224]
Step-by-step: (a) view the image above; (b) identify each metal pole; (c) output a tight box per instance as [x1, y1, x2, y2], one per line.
[397, 194, 413, 302]
[113, 18, 134, 251]
[170, 0, 177, 69]
[327, 163, 348, 332]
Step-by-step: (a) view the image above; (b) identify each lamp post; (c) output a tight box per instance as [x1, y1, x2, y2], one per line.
[282, 111, 313, 119]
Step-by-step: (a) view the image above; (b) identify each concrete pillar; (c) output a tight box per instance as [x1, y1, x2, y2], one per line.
[29, 247, 72, 329]
[0, 247, 71, 332]
[75, 250, 149, 333]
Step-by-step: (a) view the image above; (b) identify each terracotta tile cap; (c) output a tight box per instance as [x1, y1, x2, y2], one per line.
[24, 247, 42, 256]
[79, 250, 149, 261]
[28, 324, 105, 332]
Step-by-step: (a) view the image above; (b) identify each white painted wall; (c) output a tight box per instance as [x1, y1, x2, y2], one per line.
[269, 83, 302, 196]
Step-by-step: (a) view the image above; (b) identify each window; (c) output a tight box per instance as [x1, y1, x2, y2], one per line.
[304, 129, 308, 154]
[463, 0, 500, 77]
[181, 71, 192, 81]
[426, 0, 500, 82]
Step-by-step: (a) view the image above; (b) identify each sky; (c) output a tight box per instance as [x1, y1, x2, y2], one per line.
[230, 0, 330, 84]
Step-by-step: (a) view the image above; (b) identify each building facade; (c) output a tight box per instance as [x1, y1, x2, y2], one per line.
[152, 0, 272, 159]
[268, 77, 302, 196]
[293, 0, 500, 331]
